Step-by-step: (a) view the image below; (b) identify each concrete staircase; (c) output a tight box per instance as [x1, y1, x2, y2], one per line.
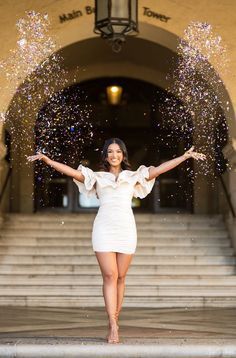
[0, 213, 236, 308]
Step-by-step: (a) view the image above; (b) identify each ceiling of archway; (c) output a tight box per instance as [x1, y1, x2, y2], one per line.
[58, 36, 177, 78]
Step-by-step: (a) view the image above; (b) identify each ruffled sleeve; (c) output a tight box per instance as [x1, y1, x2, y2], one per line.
[133, 165, 156, 199]
[73, 164, 97, 197]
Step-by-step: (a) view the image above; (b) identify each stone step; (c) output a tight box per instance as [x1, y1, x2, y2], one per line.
[0, 285, 236, 296]
[1, 274, 236, 285]
[0, 264, 234, 275]
[0, 295, 235, 308]
[0, 246, 233, 255]
[0, 340, 236, 358]
[0, 229, 228, 238]
[0, 237, 231, 246]
[1, 213, 235, 309]
[5, 213, 224, 223]
[0, 254, 235, 265]
[3, 222, 226, 229]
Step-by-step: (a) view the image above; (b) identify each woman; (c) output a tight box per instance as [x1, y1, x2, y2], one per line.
[27, 138, 206, 344]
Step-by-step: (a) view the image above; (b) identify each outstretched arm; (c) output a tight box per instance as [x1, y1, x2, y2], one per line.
[148, 146, 206, 180]
[27, 152, 85, 183]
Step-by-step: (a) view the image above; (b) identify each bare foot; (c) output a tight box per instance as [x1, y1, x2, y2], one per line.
[107, 322, 119, 344]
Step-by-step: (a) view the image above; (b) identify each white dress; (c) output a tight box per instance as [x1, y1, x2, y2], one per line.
[73, 165, 156, 254]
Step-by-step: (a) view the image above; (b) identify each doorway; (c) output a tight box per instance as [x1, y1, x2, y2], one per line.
[34, 77, 193, 213]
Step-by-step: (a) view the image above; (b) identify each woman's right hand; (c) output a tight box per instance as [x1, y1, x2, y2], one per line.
[27, 152, 50, 163]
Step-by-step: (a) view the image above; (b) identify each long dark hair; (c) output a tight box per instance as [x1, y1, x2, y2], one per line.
[99, 138, 132, 171]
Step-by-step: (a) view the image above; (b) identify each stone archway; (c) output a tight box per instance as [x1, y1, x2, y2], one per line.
[2, 23, 234, 214]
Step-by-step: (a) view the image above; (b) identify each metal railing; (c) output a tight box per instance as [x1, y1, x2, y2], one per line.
[0, 166, 12, 205]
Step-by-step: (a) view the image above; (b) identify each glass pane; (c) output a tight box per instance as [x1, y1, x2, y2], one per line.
[132, 197, 141, 208]
[111, 0, 129, 18]
[160, 179, 181, 208]
[47, 180, 68, 208]
[131, 0, 137, 22]
[101, 25, 112, 35]
[79, 193, 100, 208]
[112, 25, 127, 34]
[97, 0, 108, 21]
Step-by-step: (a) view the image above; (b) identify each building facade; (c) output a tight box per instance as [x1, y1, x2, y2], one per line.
[0, 0, 236, 248]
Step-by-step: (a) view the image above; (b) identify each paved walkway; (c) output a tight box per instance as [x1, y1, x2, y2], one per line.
[0, 306, 236, 357]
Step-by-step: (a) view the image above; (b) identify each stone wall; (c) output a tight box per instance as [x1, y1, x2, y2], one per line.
[0, 0, 235, 218]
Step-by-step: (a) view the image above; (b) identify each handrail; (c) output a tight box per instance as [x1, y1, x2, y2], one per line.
[219, 174, 236, 218]
[0, 166, 12, 205]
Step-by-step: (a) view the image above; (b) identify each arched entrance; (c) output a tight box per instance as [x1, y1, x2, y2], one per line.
[34, 77, 194, 213]
[4, 24, 231, 214]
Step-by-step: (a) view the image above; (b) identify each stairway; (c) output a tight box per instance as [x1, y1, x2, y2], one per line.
[0, 213, 236, 308]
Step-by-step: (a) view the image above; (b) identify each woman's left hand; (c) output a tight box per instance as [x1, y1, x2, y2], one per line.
[183, 146, 206, 161]
[27, 152, 49, 162]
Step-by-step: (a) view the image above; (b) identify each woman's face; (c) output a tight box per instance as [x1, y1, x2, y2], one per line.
[106, 143, 124, 168]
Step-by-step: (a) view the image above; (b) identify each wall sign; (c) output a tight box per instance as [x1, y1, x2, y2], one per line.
[59, 6, 171, 24]
[143, 7, 171, 22]
[59, 6, 94, 23]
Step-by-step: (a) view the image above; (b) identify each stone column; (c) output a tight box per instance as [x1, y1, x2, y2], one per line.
[223, 138, 236, 253]
[0, 122, 7, 226]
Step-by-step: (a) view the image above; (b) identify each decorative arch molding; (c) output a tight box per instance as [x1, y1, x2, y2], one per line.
[5, 22, 235, 139]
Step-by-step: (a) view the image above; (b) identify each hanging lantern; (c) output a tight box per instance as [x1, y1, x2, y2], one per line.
[106, 85, 123, 105]
[94, 0, 139, 53]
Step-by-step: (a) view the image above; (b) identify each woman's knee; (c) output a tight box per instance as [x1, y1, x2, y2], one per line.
[103, 270, 118, 282]
[117, 274, 126, 284]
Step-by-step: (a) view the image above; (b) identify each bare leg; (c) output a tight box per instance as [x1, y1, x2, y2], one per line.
[116, 253, 133, 324]
[95, 252, 119, 343]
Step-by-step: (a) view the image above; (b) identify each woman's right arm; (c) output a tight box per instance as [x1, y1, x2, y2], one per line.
[27, 153, 85, 183]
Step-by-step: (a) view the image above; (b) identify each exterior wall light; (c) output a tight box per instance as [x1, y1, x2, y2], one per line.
[94, 0, 139, 53]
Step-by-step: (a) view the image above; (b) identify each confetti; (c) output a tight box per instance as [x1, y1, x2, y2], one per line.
[1, 11, 95, 208]
[155, 21, 229, 177]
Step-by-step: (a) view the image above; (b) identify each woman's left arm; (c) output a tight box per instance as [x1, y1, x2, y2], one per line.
[148, 146, 206, 180]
